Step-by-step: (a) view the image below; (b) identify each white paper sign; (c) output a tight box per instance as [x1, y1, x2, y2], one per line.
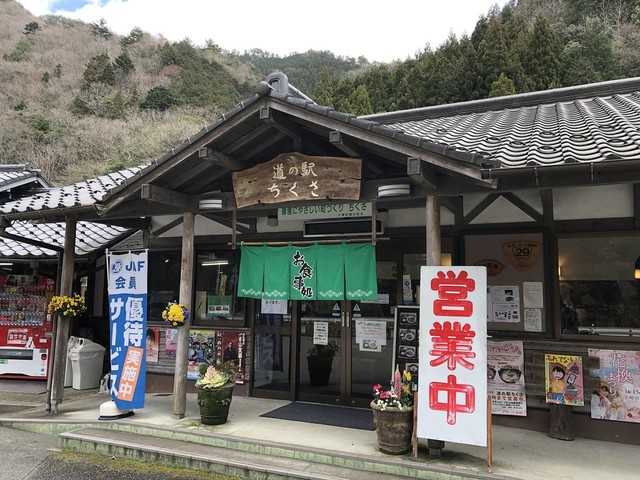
[418, 266, 487, 447]
[313, 321, 328, 345]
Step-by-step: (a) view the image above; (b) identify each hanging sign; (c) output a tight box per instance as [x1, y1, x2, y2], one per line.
[107, 250, 148, 410]
[232, 152, 361, 208]
[503, 242, 541, 271]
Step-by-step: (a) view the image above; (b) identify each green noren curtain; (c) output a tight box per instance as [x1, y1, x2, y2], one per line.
[238, 243, 377, 301]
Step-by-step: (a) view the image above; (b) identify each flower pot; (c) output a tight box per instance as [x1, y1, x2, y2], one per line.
[370, 401, 414, 455]
[197, 382, 234, 425]
[307, 356, 333, 386]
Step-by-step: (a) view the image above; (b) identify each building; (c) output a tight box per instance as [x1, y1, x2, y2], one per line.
[2, 73, 639, 444]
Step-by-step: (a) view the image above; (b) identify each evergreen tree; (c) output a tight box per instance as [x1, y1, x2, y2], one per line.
[82, 53, 116, 89]
[456, 35, 482, 100]
[23, 21, 40, 35]
[489, 73, 516, 97]
[91, 18, 112, 39]
[477, 16, 510, 97]
[524, 14, 562, 90]
[140, 86, 176, 111]
[313, 66, 335, 107]
[114, 52, 135, 77]
[349, 84, 373, 116]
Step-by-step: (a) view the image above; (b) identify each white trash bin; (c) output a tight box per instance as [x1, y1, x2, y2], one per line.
[64, 336, 78, 388]
[69, 338, 106, 390]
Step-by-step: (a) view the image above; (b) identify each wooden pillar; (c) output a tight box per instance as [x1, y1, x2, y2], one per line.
[172, 211, 194, 419]
[49, 219, 77, 411]
[425, 195, 445, 454]
[425, 195, 441, 266]
[549, 404, 575, 440]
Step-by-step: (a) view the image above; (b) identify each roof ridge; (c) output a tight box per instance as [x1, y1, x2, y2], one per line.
[364, 77, 640, 123]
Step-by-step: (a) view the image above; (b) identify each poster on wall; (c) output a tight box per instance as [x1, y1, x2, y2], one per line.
[418, 266, 487, 447]
[164, 328, 177, 356]
[588, 349, 640, 422]
[490, 286, 520, 322]
[186, 329, 246, 383]
[355, 319, 386, 352]
[544, 354, 584, 406]
[216, 330, 246, 384]
[145, 327, 160, 363]
[487, 340, 527, 416]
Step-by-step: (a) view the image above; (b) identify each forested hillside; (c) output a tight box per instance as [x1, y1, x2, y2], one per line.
[1, 0, 639, 185]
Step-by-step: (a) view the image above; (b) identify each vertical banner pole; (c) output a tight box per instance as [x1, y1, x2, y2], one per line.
[412, 391, 419, 458]
[487, 395, 493, 473]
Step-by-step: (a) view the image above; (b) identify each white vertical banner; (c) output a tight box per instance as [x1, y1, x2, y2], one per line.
[417, 266, 487, 447]
[107, 250, 148, 409]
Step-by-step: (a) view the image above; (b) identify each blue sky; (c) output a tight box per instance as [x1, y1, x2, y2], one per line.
[17, 1, 508, 62]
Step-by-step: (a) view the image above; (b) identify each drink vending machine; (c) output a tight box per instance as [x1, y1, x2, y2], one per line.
[0, 275, 55, 379]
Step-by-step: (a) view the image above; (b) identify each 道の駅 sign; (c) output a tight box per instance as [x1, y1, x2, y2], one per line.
[418, 266, 487, 447]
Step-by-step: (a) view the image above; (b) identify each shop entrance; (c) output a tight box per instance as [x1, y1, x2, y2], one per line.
[297, 300, 395, 407]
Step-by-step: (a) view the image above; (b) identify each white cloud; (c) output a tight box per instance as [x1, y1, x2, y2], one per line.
[17, 0, 507, 62]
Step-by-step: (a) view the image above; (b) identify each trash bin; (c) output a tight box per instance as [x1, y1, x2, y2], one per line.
[64, 336, 78, 388]
[68, 338, 106, 390]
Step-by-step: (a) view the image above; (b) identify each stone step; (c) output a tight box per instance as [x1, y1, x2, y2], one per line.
[58, 426, 494, 480]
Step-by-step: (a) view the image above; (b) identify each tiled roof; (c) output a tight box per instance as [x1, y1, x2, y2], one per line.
[0, 168, 143, 215]
[0, 220, 130, 257]
[368, 78, 640, 169]
[0, 164, 51, 190]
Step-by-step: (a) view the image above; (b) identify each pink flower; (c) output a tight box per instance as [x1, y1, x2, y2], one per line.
[393, 365, 401, 399]
[373, 384, 382, 392]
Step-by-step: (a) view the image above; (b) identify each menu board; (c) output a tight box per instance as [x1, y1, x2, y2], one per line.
[394, 306, 420, 385]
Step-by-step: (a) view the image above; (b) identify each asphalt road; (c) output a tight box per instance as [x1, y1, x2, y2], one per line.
[0, 426, 238, 480]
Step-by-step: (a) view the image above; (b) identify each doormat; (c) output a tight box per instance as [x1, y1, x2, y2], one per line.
[0, 379, 47, 394]
[260, 401, 374, 430]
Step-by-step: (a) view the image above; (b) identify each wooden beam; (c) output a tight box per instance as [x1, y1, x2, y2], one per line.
[261, 109, 303, 151]
[173, 211, 194, 419]
[200, 150, 245, 171]
[464, 193, 501, 225]
[407, 157, 438, 189]
[151, 216, 184, 237]
[200, 213, 254, 234]
[329, 131, 362, 158]
[141, 184, 196, 211]
[50, 219, 76, 411]
[502, 192, 543, 223]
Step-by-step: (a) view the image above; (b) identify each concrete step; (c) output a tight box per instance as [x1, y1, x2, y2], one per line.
[58, 426, 495, 480]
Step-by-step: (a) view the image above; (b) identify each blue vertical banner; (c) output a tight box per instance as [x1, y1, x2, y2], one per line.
[107, 250, 148, 409]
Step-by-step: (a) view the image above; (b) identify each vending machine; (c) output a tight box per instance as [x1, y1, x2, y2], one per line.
[0, 275, 55, 379]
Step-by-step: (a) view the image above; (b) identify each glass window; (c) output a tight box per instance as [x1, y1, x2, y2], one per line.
[558, 235, 640, 336]
[147, 251, 181, 323]
[194, 250, 245, 325]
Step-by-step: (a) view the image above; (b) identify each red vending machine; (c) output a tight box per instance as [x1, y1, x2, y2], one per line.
[0, 275, 55, 379]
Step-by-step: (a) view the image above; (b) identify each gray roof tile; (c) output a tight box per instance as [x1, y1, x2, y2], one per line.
[0, 220, 129, 257]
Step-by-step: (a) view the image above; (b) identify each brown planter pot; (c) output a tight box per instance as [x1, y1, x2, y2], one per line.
[307, 356, 334, 386]
[196, 382, 235, 425]
[370, 401, 414, 455]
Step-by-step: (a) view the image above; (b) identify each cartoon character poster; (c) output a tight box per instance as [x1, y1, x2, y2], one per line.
[544, 354, 584, 406]
[588, 349, 640, 423]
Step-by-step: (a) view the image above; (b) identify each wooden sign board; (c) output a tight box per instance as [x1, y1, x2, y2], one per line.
[503, 242, 541, 271]
[232, 153, 361, 208]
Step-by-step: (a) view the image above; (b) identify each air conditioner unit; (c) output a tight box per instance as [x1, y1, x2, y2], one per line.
[303, 219, 383, 238]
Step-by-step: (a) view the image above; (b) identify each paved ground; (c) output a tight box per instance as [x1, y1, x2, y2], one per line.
[1, 381, 640, 480]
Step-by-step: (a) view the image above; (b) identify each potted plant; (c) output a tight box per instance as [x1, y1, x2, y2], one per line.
[195, 360, 239, 425]
[161, 301, 189, 327]
[47, 293, 86, 320]
[307, 341, 339, 386]
[370, 365, 415, 454]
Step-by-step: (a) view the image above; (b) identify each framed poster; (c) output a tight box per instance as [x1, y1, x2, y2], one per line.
[394, 305, 420, 384]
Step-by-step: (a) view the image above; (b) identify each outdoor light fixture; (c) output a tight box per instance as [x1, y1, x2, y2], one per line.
[377, 184, 411, 198]
[267, 215, 279, 227]
[202, 259, 229, 266]
[198, 198, 224, 210]
[635, 256, 640, 279]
